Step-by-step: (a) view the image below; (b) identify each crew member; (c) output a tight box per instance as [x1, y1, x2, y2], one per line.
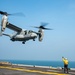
[62, 57, 69, 73]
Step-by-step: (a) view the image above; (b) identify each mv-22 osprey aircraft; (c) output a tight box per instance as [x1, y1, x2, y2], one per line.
[0, 11, 52, 44]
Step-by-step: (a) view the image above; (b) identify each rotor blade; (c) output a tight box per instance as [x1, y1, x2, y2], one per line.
[31, 22, 52, 30]
[43, 28, 53, 30]
[0, 11, 25, 17]
[0, 11, 8, 15]
[9, 12, 25, 17]
[41, 22, 49, 26]
[31, 26, 52, 30]
[0, 11, 4, 14]
[30, 26, 39, 28]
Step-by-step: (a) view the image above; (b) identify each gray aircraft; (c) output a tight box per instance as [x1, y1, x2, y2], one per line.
[0, 11, 25, 32]
[0, 11, 52, 44]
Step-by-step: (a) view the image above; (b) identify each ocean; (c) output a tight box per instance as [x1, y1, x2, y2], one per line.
[0, 60, 75, 68]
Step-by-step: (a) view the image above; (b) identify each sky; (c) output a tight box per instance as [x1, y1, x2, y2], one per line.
[0, 0, 75, 61]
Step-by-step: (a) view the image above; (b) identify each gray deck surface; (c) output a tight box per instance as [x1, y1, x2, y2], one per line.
[0, 64, 75, 75]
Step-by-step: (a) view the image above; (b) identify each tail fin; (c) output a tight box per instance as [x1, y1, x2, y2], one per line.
[2, 33, 11, 37]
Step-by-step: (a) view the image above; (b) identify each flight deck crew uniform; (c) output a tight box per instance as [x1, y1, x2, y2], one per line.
[62, 57, 69, 73]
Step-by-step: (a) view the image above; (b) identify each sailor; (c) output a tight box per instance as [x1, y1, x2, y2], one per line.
[62, 57, 69, 73]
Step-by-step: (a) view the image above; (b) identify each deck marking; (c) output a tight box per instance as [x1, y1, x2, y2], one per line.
[0, 66, 69, 75]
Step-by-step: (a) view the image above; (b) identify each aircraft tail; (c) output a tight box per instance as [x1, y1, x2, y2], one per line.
[2, 33, 11, 38]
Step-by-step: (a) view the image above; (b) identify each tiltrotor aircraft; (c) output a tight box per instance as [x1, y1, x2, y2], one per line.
[0, 11, 52, 44]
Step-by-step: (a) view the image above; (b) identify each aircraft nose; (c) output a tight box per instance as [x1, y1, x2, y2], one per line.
[31, 33, 37, 38]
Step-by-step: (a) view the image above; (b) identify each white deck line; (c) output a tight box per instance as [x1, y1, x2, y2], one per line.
[12, 63, 75, 70]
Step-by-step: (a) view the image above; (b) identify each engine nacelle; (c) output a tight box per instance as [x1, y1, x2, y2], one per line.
[1, 15, 8, 32]
[38, 29, 44, 41]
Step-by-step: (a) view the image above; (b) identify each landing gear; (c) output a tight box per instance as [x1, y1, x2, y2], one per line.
[33, 39, 35, 41]
[22, 41, 25, 44]
[11, 38, 15, 41]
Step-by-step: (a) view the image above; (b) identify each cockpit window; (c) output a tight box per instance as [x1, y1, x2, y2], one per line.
[24, 30, 27, 35]
[28, 30, 32, 34]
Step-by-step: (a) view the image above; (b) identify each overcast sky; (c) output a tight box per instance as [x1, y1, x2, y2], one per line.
[0, 0, 75, 61]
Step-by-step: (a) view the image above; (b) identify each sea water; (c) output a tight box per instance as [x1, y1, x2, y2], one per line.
[0, 60, 75, 68]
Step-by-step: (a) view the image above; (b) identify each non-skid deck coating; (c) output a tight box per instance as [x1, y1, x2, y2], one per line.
[0, 65, 75, 75]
